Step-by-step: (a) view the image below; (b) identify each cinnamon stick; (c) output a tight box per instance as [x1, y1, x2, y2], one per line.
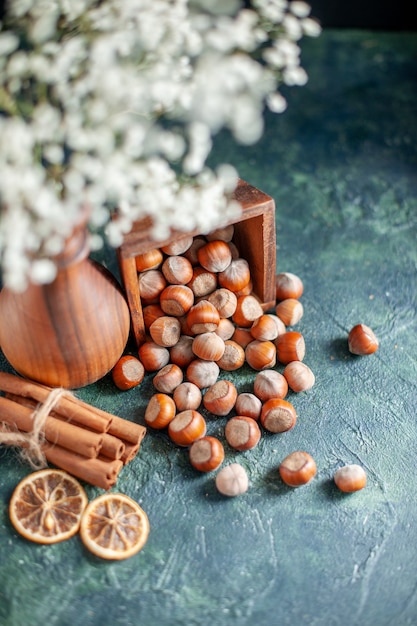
[99, 433, 126, 460]
[42, 443, 123, 490]
[0, 372, 111, 433]
[0, 396, 103, 459]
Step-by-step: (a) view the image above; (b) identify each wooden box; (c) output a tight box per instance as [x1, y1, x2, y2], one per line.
[117, 179, 276, 347]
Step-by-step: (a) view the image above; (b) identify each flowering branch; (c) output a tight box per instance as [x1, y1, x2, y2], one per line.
[0, 0, 320, 291]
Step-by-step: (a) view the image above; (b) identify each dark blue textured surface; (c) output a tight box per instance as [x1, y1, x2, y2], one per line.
[1, 29, 417, 626]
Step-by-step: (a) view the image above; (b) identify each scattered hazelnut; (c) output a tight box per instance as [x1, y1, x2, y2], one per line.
[225, 415, 261, 451]
[216, 340, 245, 371]
[275, 272, 304, 301]
[235, 393, 262, 421]
[187, 299, 220, 334]
[245, 340, 276, 370]
[279, 451, 317, 487]
[348, 324, 379, 355]
[149, 315, 181, 347]
[192, 331, 225, 361]
[153, 363, 183, 394]
[334, 464, 367, 492]
[203, 380, 237, 416]
[215, 463, 249, 497]
[138, 341, 170, 372]
[144, 393, 176, 429]
[168, 410, 207, 446]
[283, 361, 315, 392]
[189, 436, 225, 472]
[253, 369, 288, 401]
[260, 398, 297, 433]
[275, 331, 305, 364]
[112, 355, 145, 390]
[275, 298, 304, 326]
[186, 359, 220, 389]
[173, 382, 202, 411]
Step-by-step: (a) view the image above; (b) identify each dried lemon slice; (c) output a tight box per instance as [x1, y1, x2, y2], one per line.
[79, 493, 150, 560]
[9, 469, 88, 544]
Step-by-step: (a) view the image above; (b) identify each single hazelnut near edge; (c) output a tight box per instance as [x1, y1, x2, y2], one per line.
[348, 324, 379, 355]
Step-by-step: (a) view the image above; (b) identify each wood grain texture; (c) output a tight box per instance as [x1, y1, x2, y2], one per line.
[118, 179, 276, 346]
[0, 231, 130, 389]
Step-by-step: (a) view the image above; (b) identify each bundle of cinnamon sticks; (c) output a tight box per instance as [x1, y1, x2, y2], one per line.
[0, 372, 146, 490]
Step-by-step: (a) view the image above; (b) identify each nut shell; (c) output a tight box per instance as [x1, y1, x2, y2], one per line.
[279, 451, 317, 487]
[348, 324, 379, 355]
[260, 398, 297, 433]
[225, 416, 261, 451]
[334, 464, 367, 492]
[168, 410, 207, 446]
[215, 463, 249, 497]
[189, 436, 225, 472]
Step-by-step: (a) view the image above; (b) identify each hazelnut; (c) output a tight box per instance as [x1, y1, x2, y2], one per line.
[216, 340, 245, 371]
[189, 436, 225, 472]
[215, 463, 249, 497]
[235, 393, 262, 421]
[161, 235, 193, 256]
[250, 314, 281, 341]
[283, 361, 315, 392]
[153, 363, 184, 394]
[173, 382, 202, 411]
[197, 240, 233, 273]
[245, 340, 276, 370]
[203, 380, 237, 416]
[186, 359, 220, 389]
[138, 269, 167, 302]
[275, 331, 305, 364]
[135, 248, 163, 272]
[260, 398, 297, 433]
[161, 255, 193, 285]
[279, 451, 317, 487]
[232, 295, 264, 328]
[187, 300, 220, 334]
[207, 288, 238, 318]
[138, 341, 170, 372]
[168, 410, 207, 446]
[225, 416, 261, 451]
[159, 285, 194, 317]
[218, 258, 251, 293]
[253, 369, 288, 401]
[275, 298, 304, 326]
[275, 272, 304, 301]
[187, 266, 217, 298]
[206, 224, 235, 242]
[149, 315, 181, 347]
[192, 332, 225, 361]
[334, 464, 367, 492]
[112, 355, 145, 390]
[215, 318, 236, 341]
[144, 393, 176, 429]
[169, 334, 195, 368]
[348, 324, 379, 355]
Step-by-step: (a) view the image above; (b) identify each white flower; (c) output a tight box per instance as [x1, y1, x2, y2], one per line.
[0, 0, 320, 290]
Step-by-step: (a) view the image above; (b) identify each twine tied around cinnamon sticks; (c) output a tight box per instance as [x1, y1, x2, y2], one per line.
[0, 387, 71, 470]
[0, 372, 146, 490]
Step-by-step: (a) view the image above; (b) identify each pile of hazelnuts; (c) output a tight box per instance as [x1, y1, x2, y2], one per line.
[112, 224, 377, 497]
